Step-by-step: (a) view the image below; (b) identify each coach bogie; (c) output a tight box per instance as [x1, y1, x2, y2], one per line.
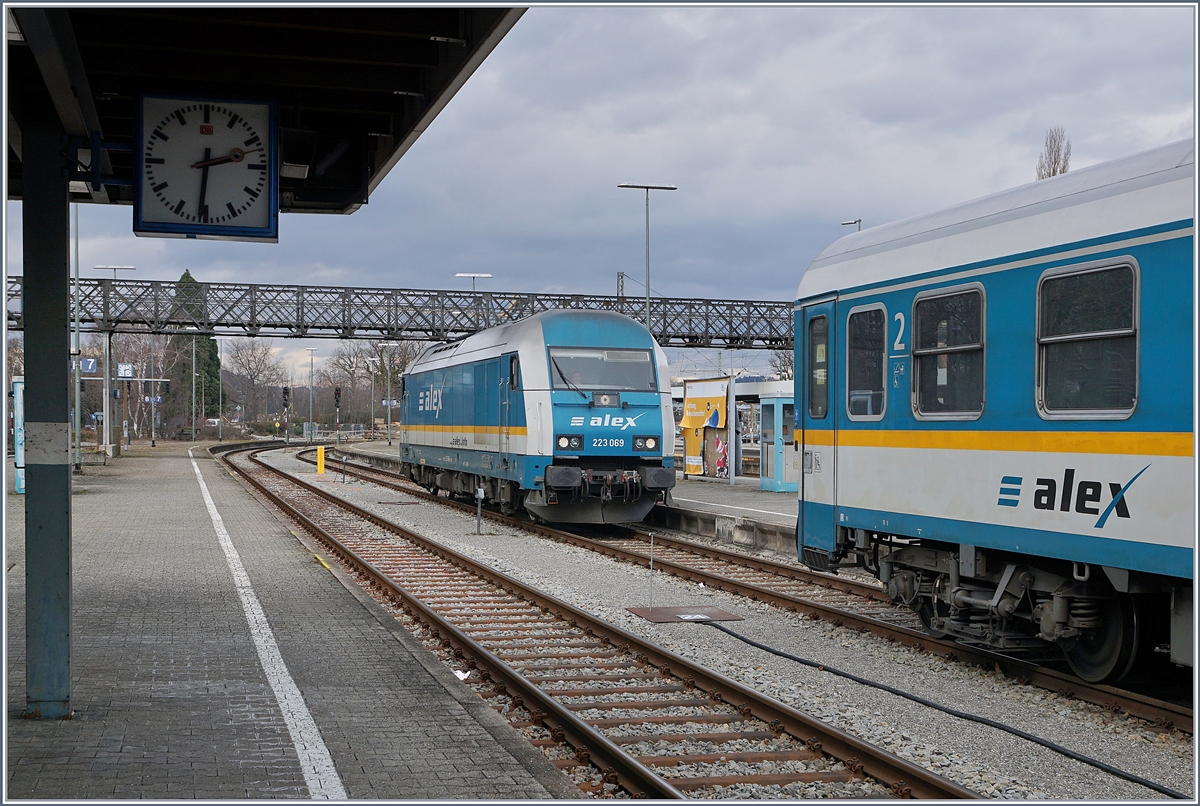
[877, 536, 1150, 680]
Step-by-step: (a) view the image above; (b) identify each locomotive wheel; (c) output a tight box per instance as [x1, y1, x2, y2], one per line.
[1061, 594, 1139, 683]
[916, 600, 950, 639]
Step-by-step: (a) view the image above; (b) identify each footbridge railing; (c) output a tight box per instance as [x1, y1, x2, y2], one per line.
[6, 277, 793, 350]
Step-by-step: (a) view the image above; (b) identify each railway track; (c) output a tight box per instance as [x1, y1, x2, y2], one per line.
[308, 446, 1193, 735]
[223, 444, 978, 799]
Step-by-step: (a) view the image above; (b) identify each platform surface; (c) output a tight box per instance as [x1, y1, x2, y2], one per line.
[347, 439, 800, 528]
[5, 442, 576, 800]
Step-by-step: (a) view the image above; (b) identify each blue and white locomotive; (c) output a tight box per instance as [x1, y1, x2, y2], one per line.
[398, 309, 676, 523]
[793, 140, 1194, 682]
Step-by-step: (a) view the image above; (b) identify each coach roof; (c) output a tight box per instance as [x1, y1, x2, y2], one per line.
[796, 139, 1194, 301]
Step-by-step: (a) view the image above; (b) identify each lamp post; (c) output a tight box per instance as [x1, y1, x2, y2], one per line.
[71, 205, 80, 471]
[191, 333, 197, 441]
[841, 218, 862, 232]
[454, 272, 492, 293]
[306, 347, 318, 444]
[455, 273, 492, 327]
[214, 336, 232, 441]
[366, 357, 377, 441]
[95, 265, 136, 453]
[617, 183, 676, 334]
[378, 342, 399, 445]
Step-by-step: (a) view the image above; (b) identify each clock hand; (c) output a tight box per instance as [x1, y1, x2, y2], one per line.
[197, 147, 211, 223]
[190, 146, 263, 169]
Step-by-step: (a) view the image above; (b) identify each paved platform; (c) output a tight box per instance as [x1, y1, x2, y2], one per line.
[5, 441, 578, 800]
[346, 439, 799, 528]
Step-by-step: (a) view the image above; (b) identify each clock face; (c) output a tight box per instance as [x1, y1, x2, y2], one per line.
[135, 95, 278, 241]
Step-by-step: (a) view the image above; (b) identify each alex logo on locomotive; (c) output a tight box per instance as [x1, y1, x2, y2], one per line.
[568, 413, 644, 430]
[417, 386, 443, 417]
[994, 465, 1150, 528]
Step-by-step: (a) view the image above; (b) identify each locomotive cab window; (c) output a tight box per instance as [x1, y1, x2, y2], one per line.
[509, 356, 521, 390]
[1038, 262, 1138, 417]
[913, 286, 984, 418]
[548, 347, 656, 391]
[808, 316, 828, 419]
[846, 305, 886, 420]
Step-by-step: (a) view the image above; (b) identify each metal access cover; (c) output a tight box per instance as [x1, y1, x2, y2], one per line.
[626, 606, 742, 623]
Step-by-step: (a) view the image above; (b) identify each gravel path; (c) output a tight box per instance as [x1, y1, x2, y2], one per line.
[262, 450, 1194, 799]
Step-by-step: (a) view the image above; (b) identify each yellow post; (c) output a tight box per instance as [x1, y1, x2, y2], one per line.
[317, 446, 325, 474]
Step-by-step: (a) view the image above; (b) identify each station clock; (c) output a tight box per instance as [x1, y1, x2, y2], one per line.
[134, 95, 279, 242]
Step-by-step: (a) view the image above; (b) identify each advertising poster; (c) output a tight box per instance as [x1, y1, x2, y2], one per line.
[681, 378, 730, 478]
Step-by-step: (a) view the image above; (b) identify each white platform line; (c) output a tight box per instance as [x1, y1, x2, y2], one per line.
[671, 496, 797, 521]
[189, 450, 347, 800]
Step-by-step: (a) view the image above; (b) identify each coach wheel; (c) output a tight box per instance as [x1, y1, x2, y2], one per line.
[1061, 594, 1139, 683]
[916, 600, 950, 639]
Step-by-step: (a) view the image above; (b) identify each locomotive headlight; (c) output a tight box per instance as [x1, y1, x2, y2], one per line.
[633, 435, 658, 452]
[557, 435, 584, 451]
[633, 437, 646, 450]
[558, 436, 570, 449]
[569, 435, 584, 450]
[645, 437, 658, 450]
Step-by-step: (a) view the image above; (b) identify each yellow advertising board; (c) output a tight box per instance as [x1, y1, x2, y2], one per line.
[680, 379, 727, 429]
[681, 378, 730, 476]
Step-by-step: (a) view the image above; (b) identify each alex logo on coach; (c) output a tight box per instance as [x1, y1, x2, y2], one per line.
[995, 465, 1150, 528]
[568, 413, 643, 430]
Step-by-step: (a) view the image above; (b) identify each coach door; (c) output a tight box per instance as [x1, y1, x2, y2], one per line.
[799, 298, 838, 560]
[500, 353, 519, 469]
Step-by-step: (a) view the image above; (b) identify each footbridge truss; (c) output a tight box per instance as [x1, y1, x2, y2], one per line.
[6, 277, 793, 350]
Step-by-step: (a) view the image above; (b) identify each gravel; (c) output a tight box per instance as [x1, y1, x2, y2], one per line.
[263, 450, 1194, 800]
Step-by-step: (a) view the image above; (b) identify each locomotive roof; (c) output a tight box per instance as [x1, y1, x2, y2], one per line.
[797, 138, 1195, 300]
[407, 309, 649, 373]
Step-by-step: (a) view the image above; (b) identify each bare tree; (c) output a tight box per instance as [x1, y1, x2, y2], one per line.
[225, 338, 286, 423]
[1036, 127, 1071, 180]
[7, 333, 24, 390]
[768, 349, 794, 381]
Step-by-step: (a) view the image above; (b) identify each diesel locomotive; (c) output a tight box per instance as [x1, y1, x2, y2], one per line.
[398, 309, 676, 523]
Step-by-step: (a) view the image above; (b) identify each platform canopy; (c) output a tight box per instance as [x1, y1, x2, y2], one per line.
[7, 6, 524, 213]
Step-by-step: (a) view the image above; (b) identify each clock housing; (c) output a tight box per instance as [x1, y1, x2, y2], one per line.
[134, 94, 279, 242]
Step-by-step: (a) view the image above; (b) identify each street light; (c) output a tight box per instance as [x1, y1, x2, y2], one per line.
[366, 357, 378, 441]
[617, 183, 676, 334]
[841, 218, 862, 232]
[454, 272, 492, 293]
[214, 336, 233, 441]
[306, 347, 318, 444]
[94, 266, 136, 453]
[456, 273, 493, 328]
[379, 342, 399, 445]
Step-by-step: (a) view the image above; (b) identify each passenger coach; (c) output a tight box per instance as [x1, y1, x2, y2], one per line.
[398, 310, 676, 523]
[793, 140, 1194, 682]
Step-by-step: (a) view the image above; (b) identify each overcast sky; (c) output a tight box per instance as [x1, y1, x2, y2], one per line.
[5, 5, 1195, 377]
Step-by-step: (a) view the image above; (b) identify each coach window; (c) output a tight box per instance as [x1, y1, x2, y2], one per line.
[808, 316, 828, 418]
[1038, 262, 1137, 417]
[846, 305, 886, 420]
[913, 286, 984, 418]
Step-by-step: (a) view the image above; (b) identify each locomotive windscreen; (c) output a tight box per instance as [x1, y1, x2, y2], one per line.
[548, 347, 657, 391]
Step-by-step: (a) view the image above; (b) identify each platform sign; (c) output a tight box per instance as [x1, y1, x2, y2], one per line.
[78, 358, 97, 374]
[12, 376, 25, 494]
[117, 362, 134, 379]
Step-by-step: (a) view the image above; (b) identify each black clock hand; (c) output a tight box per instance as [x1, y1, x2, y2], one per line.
[197, 147, 211, 223]
[190, 147, 263, 169]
